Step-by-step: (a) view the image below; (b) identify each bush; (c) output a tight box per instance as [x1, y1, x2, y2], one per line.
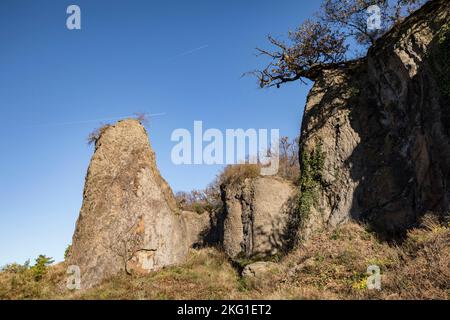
[87, 124, 111, 146]
[1, 260, 30, 274]
[218, 164, 261, 186]
[31, 255, 54, 281]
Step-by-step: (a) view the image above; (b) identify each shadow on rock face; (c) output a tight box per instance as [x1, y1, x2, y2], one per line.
[298, 0, 450, 241]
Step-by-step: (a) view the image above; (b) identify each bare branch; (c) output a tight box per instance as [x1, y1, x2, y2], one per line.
[250, 0, 429, 88]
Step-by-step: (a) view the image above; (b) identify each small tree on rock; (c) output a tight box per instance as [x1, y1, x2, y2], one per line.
[253, 0, 428, 88]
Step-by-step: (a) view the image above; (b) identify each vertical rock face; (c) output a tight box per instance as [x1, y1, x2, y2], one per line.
[221, 176, 297, 258]
[181, 211, 212, 248]
[299, 0, 450, 236]
[69, 119, 188, 289]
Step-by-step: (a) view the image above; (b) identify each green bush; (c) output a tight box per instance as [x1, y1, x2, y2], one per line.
[30, 255, 54, 281]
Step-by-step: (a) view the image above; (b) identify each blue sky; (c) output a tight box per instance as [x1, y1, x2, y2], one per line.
[0, 0, 320, 265]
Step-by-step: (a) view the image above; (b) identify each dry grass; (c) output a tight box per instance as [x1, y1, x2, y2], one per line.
[1, 217, 448, 300]
[0, 262, 67, 300]
[75, 248, 242, 300]
[242, 216, 450, 300]
[380, 216, 450, 299]
[218, 164, 261, 186]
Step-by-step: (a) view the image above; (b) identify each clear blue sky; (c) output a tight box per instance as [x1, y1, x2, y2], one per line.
[0, 0, 320, 266]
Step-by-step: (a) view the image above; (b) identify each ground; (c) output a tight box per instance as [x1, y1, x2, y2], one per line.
[0, 216, 448, 300]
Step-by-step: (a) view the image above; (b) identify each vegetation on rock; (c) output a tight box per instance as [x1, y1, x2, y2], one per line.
[298, 142, 325, 224]
[252, 0, 428, 87]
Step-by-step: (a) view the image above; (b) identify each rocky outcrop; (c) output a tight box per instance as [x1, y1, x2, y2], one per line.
[221, 176, 297, 258]
[69, 119, 188, 289]
[298, 0, 450, 237]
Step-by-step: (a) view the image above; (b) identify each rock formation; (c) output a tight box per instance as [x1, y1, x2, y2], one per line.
[221, 176, 297, 258]
[68, 119, 188, 289]
[298, 0, 450, 237]
[67, 1, 449, 289]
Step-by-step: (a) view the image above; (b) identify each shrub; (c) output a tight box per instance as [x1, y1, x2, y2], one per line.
[87, 124, 111, 146]
[1, 260, 30, 274]
[218, 164, 261, 186]
[30, 255, 54, 281]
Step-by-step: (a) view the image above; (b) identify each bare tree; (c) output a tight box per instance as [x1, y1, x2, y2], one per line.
[279, 136, 300, 181]
[252, 20, 348, 87]
[253, 0, 429, 88]
[321, 0, 388, 47]
[321, 0, 428, 46]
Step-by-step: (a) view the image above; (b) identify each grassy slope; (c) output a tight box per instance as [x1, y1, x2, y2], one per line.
[0, 217, 448, 300]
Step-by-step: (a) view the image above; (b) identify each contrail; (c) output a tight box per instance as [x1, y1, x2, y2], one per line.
[169, 44, 209, 60]
[28, 112, 166, 127]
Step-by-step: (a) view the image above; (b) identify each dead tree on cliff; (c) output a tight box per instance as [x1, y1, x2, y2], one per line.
[252, 0, 428, 88]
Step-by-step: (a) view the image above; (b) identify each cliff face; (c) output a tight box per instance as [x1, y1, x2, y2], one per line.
[299, 0, 450, 236]
[69, 120, 188, 289]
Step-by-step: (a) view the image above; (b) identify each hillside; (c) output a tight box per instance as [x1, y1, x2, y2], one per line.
[0, 217, 448, 299]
